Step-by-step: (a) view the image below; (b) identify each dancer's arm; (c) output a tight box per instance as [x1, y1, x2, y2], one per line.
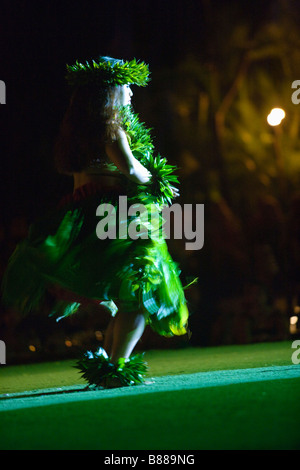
[105, 128, 151, 184]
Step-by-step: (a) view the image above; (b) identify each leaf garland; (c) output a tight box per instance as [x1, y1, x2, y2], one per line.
[120, 105, 179, 206]
[75, 348, 148, 387]
[66, 58, 150, 88]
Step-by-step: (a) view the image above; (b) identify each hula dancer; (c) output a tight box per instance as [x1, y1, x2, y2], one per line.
[2, 56, 190, 388]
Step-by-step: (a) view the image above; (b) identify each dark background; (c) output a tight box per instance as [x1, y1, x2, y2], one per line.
[1, 0, 300, 363]
[0, 0, 278, 217]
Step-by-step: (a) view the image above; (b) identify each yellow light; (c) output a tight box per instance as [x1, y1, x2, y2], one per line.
[267, 108, 286, 126]
[290, 316, 299, 334]
[65, 339, 72, 347]
[29, 345, 36, 352]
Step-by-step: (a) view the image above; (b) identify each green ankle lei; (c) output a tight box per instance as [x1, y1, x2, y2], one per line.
[75, 348, 148, 388]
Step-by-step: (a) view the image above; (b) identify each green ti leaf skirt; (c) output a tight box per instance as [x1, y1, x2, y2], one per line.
[2, 182, 189, 337]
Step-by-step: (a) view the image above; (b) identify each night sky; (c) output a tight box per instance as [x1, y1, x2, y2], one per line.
[0, 0, 295, 222]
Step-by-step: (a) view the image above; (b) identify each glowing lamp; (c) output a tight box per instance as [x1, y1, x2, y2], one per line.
[267, 108, 286, 126]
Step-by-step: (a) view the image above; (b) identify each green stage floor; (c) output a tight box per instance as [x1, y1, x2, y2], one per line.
[0, 341, 300, 450]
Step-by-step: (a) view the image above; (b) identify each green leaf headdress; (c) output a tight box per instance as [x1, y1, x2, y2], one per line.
[66, 56, 150, 88]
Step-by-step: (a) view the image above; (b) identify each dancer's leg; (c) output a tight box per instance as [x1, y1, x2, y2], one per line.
[109, 310, 147, 363]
